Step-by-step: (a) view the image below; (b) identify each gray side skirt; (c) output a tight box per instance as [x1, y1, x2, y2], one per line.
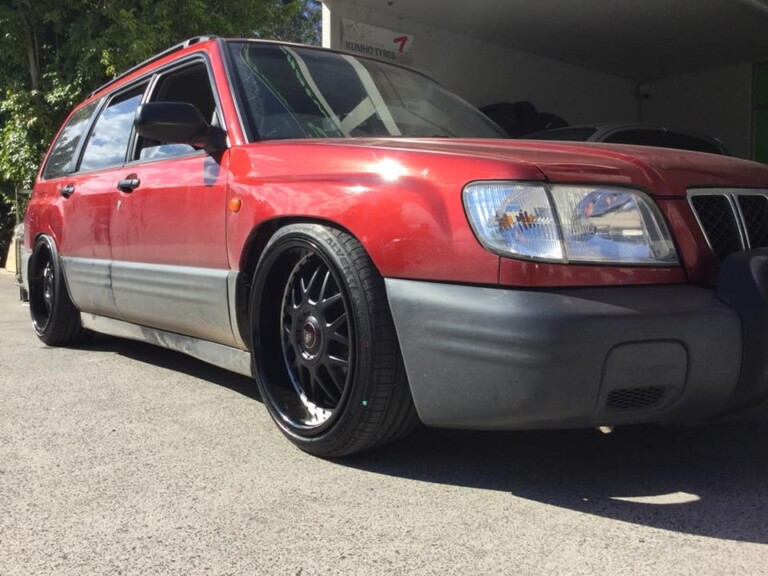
[81, 313, 253, 377]
[62, 257, 241, 348]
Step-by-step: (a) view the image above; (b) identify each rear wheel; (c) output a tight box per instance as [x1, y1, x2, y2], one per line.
[250, 224, 418, 457]
[29, 236, 87, 346]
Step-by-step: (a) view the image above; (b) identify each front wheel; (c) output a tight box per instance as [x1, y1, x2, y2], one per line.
[250, 224, 418, 457]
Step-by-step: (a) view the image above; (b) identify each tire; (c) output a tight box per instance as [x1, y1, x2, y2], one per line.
[28, 236, 87, 346]
[250, 223, 419, 457]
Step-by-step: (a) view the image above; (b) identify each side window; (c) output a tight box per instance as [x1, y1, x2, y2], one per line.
[79, 86, 146, 173]
[42, 100, 100, 180]
[135, 62, 217, 161]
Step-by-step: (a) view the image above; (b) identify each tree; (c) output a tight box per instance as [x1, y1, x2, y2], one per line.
[0, 0, 321, 264]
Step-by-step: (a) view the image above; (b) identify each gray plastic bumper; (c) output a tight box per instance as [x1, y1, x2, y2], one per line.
[385, 278, 744, 429]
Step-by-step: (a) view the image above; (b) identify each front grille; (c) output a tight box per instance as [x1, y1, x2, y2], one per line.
[606, 386, 667, 412]
[689, 189, 768, 261]
[738, 195, 768, 249]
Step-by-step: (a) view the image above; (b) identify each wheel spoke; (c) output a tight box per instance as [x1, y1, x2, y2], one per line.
[318, 270, 331, 302]
[305, 266, 321, 303]
[328, 313, 347, 332]
[318, 292, 342, 313]
[327, 354, 349, 368]
[299, 275, 308, 302]
[314, 369, 340, 404]
[324, 363, 346, 394]
[329, 331, 349, 347]
[297, 365, 312, 396]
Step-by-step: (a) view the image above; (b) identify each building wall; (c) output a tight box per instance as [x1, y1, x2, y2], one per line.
[322, 1, 638, 126]
[322, 2, 755, 159]
[642, 64, 754, 159]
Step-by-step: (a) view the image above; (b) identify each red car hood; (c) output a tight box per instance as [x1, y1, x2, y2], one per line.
[321, 138, 768, 196]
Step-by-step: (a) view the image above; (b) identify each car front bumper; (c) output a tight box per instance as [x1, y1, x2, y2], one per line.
[385, 249, 768, 429]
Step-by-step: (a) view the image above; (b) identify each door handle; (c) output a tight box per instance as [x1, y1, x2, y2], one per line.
[60, 184, 75, 198]
[117, 178, 140, 192]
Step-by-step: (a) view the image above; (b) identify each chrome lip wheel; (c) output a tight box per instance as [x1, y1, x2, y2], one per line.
[279, 250, 353, 430]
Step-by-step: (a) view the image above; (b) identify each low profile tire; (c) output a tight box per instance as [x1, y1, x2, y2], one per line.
[28, 236, 87, 346]
[250, 224, 419, 457]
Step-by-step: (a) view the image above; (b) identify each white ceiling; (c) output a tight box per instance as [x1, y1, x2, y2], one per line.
[348, 0, 768, 79]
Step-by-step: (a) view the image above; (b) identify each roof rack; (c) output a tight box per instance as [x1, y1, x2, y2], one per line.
[88, 36, 220, 98]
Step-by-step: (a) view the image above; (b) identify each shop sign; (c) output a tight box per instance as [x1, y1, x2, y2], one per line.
[341, 19, 414, 63]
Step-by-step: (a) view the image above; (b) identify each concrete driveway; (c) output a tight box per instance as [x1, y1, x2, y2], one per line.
[1, 269, 767, 575]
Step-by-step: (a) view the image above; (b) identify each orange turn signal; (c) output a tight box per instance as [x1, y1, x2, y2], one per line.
[229, 197, 242, 213]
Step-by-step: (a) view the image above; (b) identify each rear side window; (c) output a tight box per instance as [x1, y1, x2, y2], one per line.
[79, 86, 146, 172]
[604, 129, 723, 154]
[42, 100, 100, 180]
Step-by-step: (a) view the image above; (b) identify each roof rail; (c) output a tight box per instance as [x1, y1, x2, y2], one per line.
[87, 36, 220, 99]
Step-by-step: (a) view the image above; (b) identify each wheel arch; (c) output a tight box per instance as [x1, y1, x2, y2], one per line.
[233, 216, 377, 350]
[29, 233, 76, 306]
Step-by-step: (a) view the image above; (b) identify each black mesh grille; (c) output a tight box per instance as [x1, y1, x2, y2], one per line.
[738, 195, 768, 249]
[606, 386, 666, 412]
[690, 195, 742, 260]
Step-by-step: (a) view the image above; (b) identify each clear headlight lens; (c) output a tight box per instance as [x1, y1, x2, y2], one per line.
[463, 182, 678, 265]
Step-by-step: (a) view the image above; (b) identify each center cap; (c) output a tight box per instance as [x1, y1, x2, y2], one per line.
[302, 320, 319, 351]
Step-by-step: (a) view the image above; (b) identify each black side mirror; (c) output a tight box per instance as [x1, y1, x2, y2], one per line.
[134, 102, 226, 155]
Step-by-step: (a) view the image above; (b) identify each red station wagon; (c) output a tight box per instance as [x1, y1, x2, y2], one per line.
[22, 37, 768, 456]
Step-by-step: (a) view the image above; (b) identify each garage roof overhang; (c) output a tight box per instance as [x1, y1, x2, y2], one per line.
[340, 0, 768, 79]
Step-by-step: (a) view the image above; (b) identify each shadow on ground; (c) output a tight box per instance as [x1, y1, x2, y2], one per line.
[348, 422, 768, 543]
[81, 333, 259, 400]
[80, 334, 768, 544]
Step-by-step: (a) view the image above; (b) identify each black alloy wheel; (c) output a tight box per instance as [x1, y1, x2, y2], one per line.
[31, 256, 54, 334]
[279, 246, 354, 431]
[29, 236, 86, 346]
[250, 223, 419, 457]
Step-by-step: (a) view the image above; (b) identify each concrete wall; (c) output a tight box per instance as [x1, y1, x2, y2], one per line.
[642, 64, 754, 159]
[322, 1, 638, 126]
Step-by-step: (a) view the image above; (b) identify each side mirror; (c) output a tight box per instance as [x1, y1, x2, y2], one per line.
[134, 102, 226, 155]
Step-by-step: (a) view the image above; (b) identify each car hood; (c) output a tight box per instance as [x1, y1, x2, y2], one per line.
[317, 138, 768, 195]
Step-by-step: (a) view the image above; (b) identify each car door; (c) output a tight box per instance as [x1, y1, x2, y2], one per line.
[108, 58, 236, 346]
[46, 95, 134, 319]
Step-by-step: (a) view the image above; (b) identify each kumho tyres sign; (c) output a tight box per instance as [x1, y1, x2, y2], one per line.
[341, 19, 414, 63]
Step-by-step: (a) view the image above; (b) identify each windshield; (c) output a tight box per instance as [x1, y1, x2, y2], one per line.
[226, 41, 506, 141]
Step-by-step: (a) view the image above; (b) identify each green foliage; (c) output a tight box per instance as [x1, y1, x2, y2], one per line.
[0, 196, 13, 267]
[0, 0, 321, 219]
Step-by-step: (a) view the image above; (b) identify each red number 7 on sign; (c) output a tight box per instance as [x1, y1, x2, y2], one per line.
[392, 36, 409, 53]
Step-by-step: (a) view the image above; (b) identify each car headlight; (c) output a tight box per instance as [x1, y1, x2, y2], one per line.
[463, 182, 678, 265]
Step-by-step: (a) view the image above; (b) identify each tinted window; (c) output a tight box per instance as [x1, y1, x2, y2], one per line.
[42, 100, 100, 179]
[80, 87, 145, 172]
[604, 129, 723, 154]
[228, 42, 505, 140]
[135, 62, 217, 161]
[525, 127, 598, 141]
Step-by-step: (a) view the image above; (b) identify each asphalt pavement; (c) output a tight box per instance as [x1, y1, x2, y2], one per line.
[1, 269, 767, 575]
